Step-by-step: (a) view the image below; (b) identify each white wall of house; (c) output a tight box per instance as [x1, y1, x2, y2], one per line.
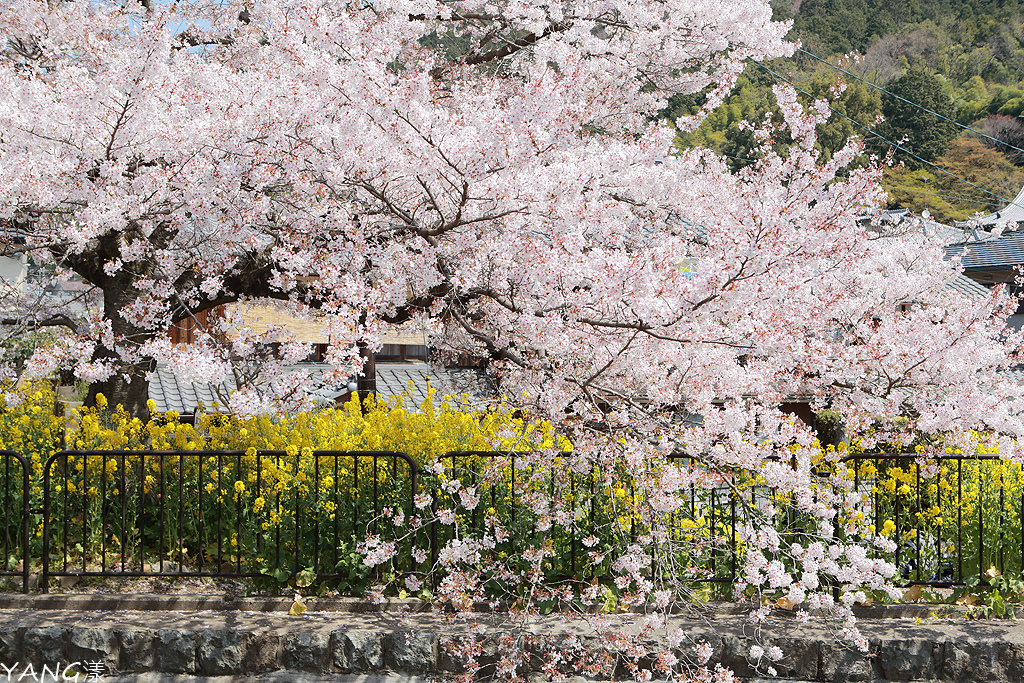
[0, 255, 26, 293]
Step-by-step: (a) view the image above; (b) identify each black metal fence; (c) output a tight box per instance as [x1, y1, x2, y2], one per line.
[433, 451, 742, 587]
[845, 453, 1024, 585]
[23, 449, 743, 593]
[0, 449, 1019, 593]
[39, 450, 420, 593]
[0, 451, 29, 592]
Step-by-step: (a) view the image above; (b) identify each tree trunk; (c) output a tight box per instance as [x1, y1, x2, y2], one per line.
[84, 274, 158, 421]
[85, 359, 155, 420]
[357, 341, 377, 406]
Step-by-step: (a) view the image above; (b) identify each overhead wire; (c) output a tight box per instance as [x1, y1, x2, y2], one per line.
[796, 47, 1024, 160]
[751, 59, 1024, 215]
[889, 185, 1007, 207]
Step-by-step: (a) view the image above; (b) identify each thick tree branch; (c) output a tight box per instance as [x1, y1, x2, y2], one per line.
[0, 314, 79, 333]
[464, 20, 572, 65]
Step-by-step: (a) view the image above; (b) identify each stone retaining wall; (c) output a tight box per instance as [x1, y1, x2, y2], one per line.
[0, 598, 1020, 682]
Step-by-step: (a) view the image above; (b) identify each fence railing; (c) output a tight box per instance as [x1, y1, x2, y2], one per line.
[0, 451, 29, 593]
[26, 449, 743, 593]
[433, 451, 742, 587]
[845, 453, 1024, 586]
[0, 449, 1017, 593]
[40, 450, 421, 592]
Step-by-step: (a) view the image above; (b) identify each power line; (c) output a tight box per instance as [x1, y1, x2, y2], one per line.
[751, 59, 1024, 215]
[889, 185, 1006, 207]
[797, 47, 1024, 159]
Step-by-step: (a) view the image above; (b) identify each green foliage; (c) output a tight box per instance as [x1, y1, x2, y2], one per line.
[875, 67, 959, 167]
[1, 329, 59, 378]
[798, 69, 882, 164]
[671, 70, 783, 171]
[418, 30, 473, 62]
[882, 136, 1024, 222]
[794, 0, 1020, 61]
[794, 0, 874, 54]
[662, 0, 1024, 230]
[770, 0, 793, 22]
[814, 409, 844, 448]
[670, 65, 879, 171]
[951, 569, 1024, 618]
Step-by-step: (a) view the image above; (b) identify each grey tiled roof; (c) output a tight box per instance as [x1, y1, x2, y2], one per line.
[942, 182, 1024, 269]
[945, 230, 1024, 270]
[859, 209, 966, 243]
[947, 274, 990, 298]
[149, 362, 494, 414]
[375, 363, 434, 403]
[374, 362, 493, 407]
[149, 367, 236, 414]
[973, 184, 1024, 226]
[1000, 367, 1024, 383]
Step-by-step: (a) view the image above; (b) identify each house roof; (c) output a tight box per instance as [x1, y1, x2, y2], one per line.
[148, 361, 492, 415]
[374, 362, 493, 408]
[973, 184, 1024, 226]
[229, 303, 429, 345]
[939, 182, 1024, 270]
[947, 273, 991, 298]
[860, 208, 967, 243]
[944, 229, 1024, 271]
[149, 367, 236, 414]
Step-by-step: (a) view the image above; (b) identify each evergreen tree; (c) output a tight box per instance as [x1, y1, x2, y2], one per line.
[875, 67, 959, 167]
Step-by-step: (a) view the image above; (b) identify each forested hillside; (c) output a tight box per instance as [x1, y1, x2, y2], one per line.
[670, 0, 1024, 223]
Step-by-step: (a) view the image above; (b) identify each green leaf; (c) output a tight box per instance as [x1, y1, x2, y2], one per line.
[295, 567, 316, 588]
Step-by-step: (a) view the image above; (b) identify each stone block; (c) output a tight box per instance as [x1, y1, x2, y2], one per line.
[995, 642, 1024, 683]
[0, 627, 23, 666]
[116, 628, 154, 672]
[154, 629, 197, 674]
[818, 641, 875, 682]
[878, 637, 938, 680]
[67, 628, 117, 673]
[437, 634, 500, 675]
[716, 634, 755, 679]
[436, 634, 470, 674]
[242, 632, 281, 673]
[332, 630, 383, 672]
[197, 629, 250, 675]
[384, 630, 436, 674]
[940, 640, 1001, 681]
[762, 636, 819, 680]
[22, 626, 67, 663]
[282, 631, 330, 672]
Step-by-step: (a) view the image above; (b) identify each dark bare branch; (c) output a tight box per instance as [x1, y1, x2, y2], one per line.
[0, 313, 79, 333]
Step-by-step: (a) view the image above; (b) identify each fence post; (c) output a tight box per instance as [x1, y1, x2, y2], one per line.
[21, 454, 29, 594]
[0, 451, 32, 594]
[430, 487, 439, 590]
[40, 451, 60, 594]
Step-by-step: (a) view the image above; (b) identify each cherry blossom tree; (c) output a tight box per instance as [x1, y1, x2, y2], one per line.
[2, 0, 1024, 676]
[0, 0, 795, 415]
